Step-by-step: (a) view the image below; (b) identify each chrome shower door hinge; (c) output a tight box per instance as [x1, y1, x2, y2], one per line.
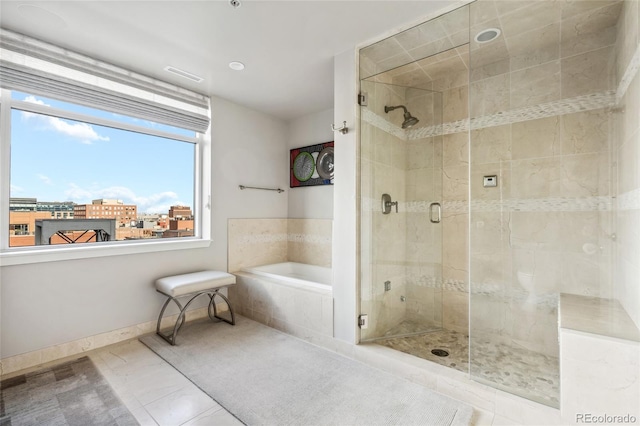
[358, 314, 369, 329]
[358, 92, 368, 106]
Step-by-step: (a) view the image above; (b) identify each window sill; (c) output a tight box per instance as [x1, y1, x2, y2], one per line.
[0, 238, 211, 266]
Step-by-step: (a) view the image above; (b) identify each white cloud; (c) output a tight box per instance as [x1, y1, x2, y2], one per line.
[10, 184, 24, 194]
[64, 183, 182, 214]
[21, 96, 110, 145]
[37, 174, 53, 185]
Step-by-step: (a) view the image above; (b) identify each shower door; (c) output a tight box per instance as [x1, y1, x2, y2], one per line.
[359, 78, 444, 341]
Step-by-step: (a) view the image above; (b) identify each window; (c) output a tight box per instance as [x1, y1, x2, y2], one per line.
[2, 90, 209, 261]
[0, 29, 211, 265]
[10, 224, 29, 235]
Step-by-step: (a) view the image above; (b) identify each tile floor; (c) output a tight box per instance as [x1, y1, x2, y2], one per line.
[377, 328, 560, 408]
[88, 339, 242, 426]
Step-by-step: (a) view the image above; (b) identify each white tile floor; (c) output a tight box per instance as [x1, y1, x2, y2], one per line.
[89, 339, 243, 426]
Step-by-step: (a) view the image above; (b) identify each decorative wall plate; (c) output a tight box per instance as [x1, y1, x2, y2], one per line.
[290, 141, 334, 188]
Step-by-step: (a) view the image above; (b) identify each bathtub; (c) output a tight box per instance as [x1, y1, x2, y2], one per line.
[235, 262, 334, 338]
[242, 262, 332, 293]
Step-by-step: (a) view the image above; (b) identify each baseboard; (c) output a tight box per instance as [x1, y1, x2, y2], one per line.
[0, 304, 228, 376]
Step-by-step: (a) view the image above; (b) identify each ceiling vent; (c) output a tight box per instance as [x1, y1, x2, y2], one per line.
[163, 66, 204, 83]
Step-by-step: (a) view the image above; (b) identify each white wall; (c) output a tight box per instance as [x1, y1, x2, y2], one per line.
[287, 108, 334, 219]
[0, 95, 288, 358]
[332, 49, 358, 344]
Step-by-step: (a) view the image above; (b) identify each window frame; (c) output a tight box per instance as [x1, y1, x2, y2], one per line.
[0, 89, 211, 266]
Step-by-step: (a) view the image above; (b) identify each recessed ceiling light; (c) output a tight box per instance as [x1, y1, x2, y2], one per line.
[163, 66, 204, 83]
[475, 28, 501, 44]
[229, 0, 241, 9]
[229, 61, 245, 71]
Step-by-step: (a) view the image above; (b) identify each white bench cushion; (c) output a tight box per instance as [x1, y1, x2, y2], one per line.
[156, 270, 236, 297]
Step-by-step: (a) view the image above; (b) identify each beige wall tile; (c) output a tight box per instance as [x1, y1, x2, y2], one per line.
[470, 58, 510, 82]
[498, 1, 561, 38]
[508, 23, 560, 71]
[443, 290, 469, 334]
[560, 153, 610, 197]
[228, 219, 288, 272]
[561, 46, 614, 98]
[470, 251, 511, 287]
[470, 73, 510, 117]
[561, 252, 612, 298]
[443, 132, 469, 168]
[470, 124, 511, 164]
[616, 0, 639, 83]
[407, 138, 434, 170]
[470, 211, 509, 254]
[510, 211, 564, 251]
[442, 165, 469, 201]
[561, 2, 620, 58]
[561, 109, 611, 154]
[510, 157, 563, 199]
[512, 116, 561, 160]
[443, 86, 468, 123]
[510, 61, 561, 109]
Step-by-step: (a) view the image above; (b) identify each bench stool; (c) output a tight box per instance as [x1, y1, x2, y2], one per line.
[155, 270, 236, 345]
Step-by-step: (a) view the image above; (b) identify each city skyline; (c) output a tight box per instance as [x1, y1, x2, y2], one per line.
[9, 92, 196, 215]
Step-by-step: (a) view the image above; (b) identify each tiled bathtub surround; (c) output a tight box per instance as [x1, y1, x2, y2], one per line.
[231, 272, 334, 340]
[227, 218, 332, 272]
[227, 218, 333, 340]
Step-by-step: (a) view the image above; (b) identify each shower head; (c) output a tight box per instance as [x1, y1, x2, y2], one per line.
[384, 105, 420, 129]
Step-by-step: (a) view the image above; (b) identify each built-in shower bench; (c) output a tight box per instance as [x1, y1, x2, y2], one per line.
[558, 294, 639, 423]
[155, 270, 236, 345]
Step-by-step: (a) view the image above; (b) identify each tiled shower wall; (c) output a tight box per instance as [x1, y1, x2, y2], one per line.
[615, 0, 640, 330]
[359, 1, 630, 357]
[468, 1, 618, 356]
[227, 218, 332, 272]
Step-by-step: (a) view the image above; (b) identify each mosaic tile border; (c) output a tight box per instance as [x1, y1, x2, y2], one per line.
[362, 196, 611, 214]
[362, 108, 407, 141]
[362, 91, 616, 141]
[288, 233, 332, 244]
[617, 42, 640, 104]
[236, 233, 332, 244]
[617, 188, 640, 211]
[404, 274, 557, 308]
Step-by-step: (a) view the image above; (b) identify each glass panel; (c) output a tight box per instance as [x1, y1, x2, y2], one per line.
[9, 108, 195, 247]
[468, 0, 618, 408]
[359, 76, 445, 344]
[360, 5, 470, 80]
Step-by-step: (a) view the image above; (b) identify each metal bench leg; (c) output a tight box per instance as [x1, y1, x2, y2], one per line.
[156, 296, 186, 345]
[156, 292, 201, 345]
[208, 289, 235, 325]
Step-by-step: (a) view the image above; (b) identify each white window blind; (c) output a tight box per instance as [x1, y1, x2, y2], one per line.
[0, 29, 210, 133]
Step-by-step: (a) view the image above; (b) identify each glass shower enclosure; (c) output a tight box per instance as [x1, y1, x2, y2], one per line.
[357, 0, 617, 408]
[359, 79, 445, 342]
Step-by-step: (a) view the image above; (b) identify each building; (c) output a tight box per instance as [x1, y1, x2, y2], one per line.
[10, 198, 75, 218]
[8, 211, 52, 247]
[73, 199, 137, 227]
[36, 201, 75, 219]
[9, 198, 37, 212]
[168, 205, 192, 219]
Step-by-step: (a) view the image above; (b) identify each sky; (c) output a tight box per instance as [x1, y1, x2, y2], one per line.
[9, 92, 195, 215]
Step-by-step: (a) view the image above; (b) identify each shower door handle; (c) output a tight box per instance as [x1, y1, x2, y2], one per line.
[429, 202, 441, 223]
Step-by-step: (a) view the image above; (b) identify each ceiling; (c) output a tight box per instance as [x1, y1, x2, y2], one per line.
[0, 0, 457, 121]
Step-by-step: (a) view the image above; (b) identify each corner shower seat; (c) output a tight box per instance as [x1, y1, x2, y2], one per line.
[155, 270, 236, 345]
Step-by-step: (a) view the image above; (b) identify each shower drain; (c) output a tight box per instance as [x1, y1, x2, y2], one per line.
[431, 349, 449, 357]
